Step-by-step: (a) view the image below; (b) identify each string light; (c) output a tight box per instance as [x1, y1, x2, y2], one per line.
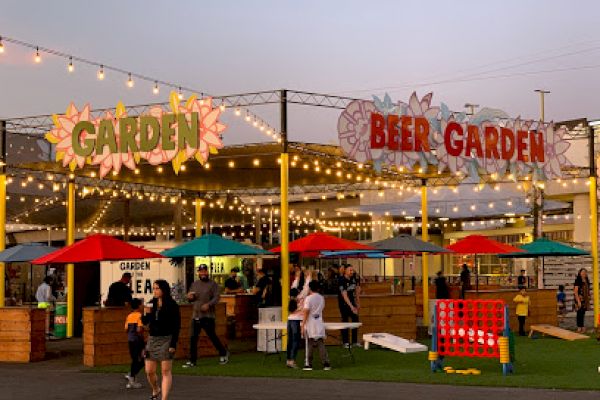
[178, 87, 183, 100]
[0, 37, 4, 54]
[67, 57, 74, 73]
[153, 81, 159, 95]
[97, 65, 105, 80]
[127, 73, 134, 88]
[34, 47, 41, 63]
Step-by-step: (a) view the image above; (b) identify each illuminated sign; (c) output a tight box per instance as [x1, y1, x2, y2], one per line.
[46, 92, 226, 177]
[338, 92, 571, 179]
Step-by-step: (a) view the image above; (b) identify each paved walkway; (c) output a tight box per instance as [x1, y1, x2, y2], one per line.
[0, 339, 597, 400]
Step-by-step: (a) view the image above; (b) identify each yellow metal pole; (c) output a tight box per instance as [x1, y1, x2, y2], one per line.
[421, 180, 429, 327]
[280, 153, 290, 323]
[195, 199, 203, 238]
[0, 174, 5, 308]
[590, 176, 599, 328]
[280, 90, 289, 349]
[66, 179, 75, 337]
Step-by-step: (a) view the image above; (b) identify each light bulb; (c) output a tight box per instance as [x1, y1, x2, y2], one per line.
[153, 82, 159, 95]
[127, 73, 134, 88]
[178, 87, 183, 100]
[34, 47, 41, 63]
[0, 37, 4, 54]
[67, 57, 74, 73]
[97, 65, 105, 80]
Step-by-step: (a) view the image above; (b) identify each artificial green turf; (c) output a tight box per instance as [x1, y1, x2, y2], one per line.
[93, 335, 600, 390]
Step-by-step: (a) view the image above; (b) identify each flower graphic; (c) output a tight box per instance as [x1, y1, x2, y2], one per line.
[337, 100, 383, 163]
[540, 122, 570, 179]
[45, 103, 93, 171]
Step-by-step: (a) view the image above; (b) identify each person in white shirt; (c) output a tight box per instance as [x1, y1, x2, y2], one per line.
[301, 280, 330, 371]
[36, 276, 56, 335]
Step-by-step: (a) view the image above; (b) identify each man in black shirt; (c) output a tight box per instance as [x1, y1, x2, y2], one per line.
[517, 269, 527, 289]
[338, 265, 360, 347]
[252, 269, 272, 307]
[105, 272, 133, 307]
[224, 267, 243, 294]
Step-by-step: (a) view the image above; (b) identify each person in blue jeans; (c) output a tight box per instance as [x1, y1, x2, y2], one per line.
[286, 288, 303, 368]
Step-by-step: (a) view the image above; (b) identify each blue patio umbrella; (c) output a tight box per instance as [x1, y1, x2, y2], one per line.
[162, 234, 272, 257]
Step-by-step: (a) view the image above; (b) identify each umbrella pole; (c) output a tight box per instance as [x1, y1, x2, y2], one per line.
[402, 258, 405, 293]
[476, 255, 479, 293]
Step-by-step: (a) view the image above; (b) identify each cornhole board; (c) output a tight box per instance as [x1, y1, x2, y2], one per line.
[528, 324, 589, 341]
[363, 333, 428, 353]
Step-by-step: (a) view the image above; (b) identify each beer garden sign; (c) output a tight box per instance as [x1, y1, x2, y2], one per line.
[337, 92, 572, 180]
[45, 92, 226, 178]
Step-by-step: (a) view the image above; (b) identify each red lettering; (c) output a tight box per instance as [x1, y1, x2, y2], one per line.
[529, 131, 545, 163]
[401, 116, 413, 151]
[414, 117, 430, 151]
[516, 130, 528, 162]
[387, 114, 400, 151]
[484, 126, 500, 159]
[370, 113, 385, 149]
[465, 125, 483, 158]
[444, 122, 463, 157]
[500, 128, 515, 160]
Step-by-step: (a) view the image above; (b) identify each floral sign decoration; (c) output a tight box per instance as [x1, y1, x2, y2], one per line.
[45, 92, 226, 178]
[337, 92, 571, 180]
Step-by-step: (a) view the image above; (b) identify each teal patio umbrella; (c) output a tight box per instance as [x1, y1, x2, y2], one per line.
[499, 237, 590, 288]
[162, 234, 273, 257]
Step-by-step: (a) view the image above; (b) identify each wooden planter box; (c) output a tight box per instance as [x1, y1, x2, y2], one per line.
[83, 303, 227, 367]
[0, 307, 46, 363]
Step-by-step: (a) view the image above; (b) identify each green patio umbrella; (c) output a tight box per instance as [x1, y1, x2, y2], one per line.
[162, 234, 273, 257]
[499, 237, 589, 288]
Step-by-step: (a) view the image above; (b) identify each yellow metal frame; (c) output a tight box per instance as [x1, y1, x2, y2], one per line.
[421, 183, 429, 326]
[0, 174, 5, 308]
[280, 153, 290, 326]
[67, 181, 75, 337]
[195, 199, 203, 238]
[590, 176, 599, 328]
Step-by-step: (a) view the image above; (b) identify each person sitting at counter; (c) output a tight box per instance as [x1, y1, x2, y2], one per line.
[224, 267, 244, 294]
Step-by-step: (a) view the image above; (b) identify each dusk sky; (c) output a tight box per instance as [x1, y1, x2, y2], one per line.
[1, 0, 600, 146]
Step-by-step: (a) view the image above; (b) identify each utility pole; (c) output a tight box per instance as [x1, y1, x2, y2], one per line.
[533, 89, 550, 288]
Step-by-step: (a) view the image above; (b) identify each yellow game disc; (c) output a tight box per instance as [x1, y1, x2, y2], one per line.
[443, 366, 453, 371]
[471, 370, 482, 375]
[455, 370, 466, 374]
[445, 369, 455, 374]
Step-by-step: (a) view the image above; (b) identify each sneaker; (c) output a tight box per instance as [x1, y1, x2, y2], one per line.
[182, 361, 196, 368]
[126, 381, 143, 389]
[352, 342, 362, 348]
[343, 343, 351, 349]
[219, 351, 230, 365]
[323, 363, 332, 371]
[150, 390, 161, 400]
[303, 364, 313, 371]
[124, 374, 132, 381]
[286, 361, 298, 369]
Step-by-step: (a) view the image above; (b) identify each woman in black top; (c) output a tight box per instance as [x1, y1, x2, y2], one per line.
[573, 268, 590, 333]
[143, 280, 180, 400]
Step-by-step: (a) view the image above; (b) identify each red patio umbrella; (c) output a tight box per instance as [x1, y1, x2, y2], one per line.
[445, 235, 523, 254]
[271, 232, 373, 257]
[31, 234, 164, 264]
[445, 235, 523, 292]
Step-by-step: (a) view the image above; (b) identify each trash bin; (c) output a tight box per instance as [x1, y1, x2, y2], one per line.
[54, 303, 67, 339]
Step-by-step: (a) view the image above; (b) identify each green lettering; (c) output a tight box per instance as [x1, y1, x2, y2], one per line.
[139, 116, 160, 152]
[96, 119, 118, 154]
[71, 121, 95, 157]
[177, 112, 198, 150]
[161, 113, 177, 151]
[118, 117, 139, 153]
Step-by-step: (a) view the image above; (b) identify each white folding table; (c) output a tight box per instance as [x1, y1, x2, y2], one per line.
[252, 321, 362, 363]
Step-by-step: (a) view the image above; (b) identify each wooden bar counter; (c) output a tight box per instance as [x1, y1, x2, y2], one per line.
[465, 289, 557, 333]
[220, 294, 258, 339]
[322, 294, 417, 342]
[83, 303, 227, 367]
[0, 307, 46, 362]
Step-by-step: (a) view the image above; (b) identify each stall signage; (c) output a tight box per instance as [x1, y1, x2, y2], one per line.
[46, 92, 226, 177]
[100, 257, 185, 304]
[337, 92, 571, 179]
